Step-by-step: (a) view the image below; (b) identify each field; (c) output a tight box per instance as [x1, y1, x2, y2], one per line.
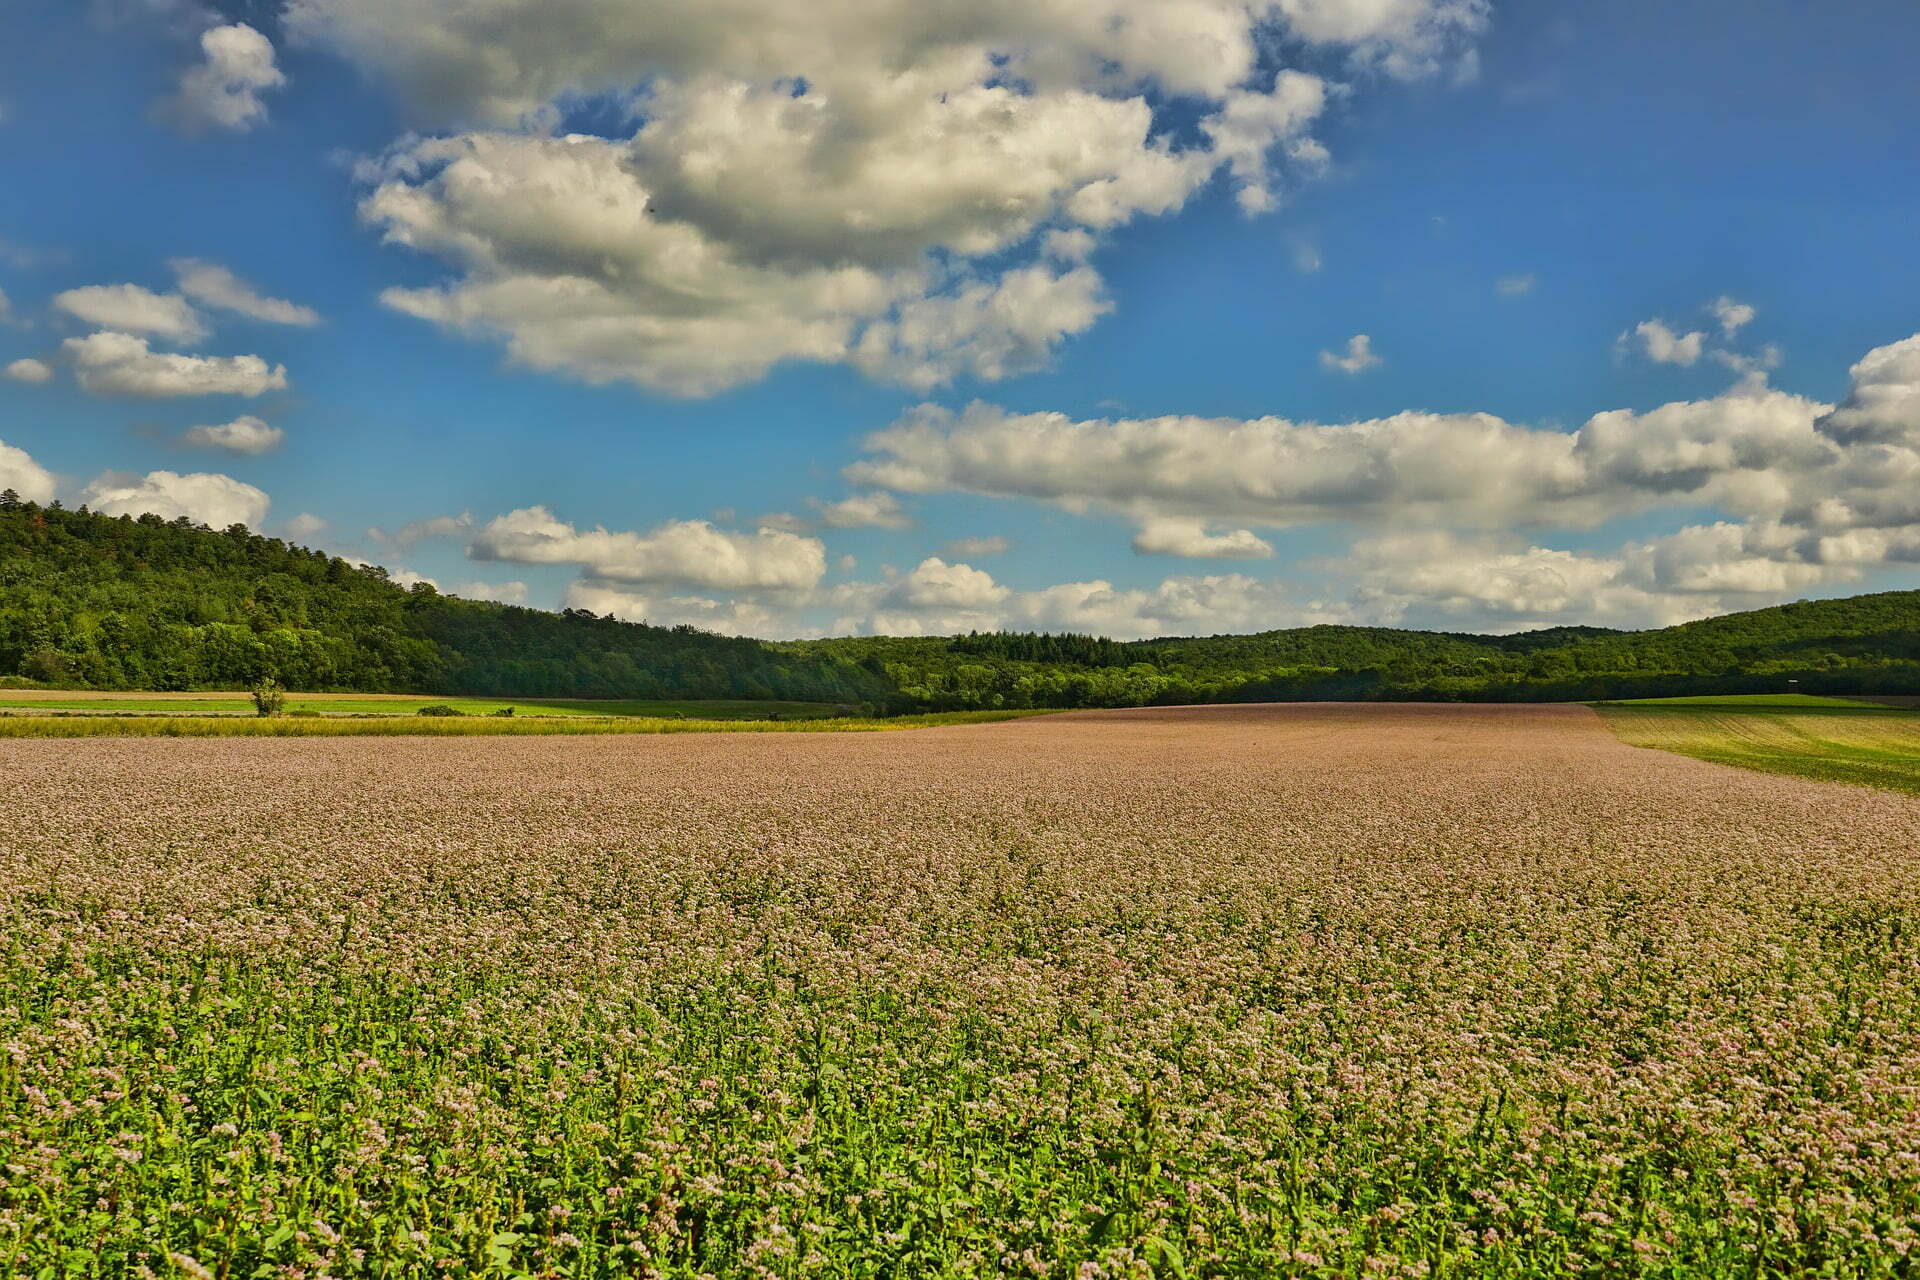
[0, 692, 847, 720]
[4, 704, 1919, 1277]
[0, 710, 1035, 740]
[1600, 693, 1920, 796]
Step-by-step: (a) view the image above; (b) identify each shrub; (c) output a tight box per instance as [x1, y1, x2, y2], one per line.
[417, 704, 464, 717]
[250, 678, 287, 717]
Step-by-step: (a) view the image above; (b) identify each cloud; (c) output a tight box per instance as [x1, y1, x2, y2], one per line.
[832, 559, 1315, 638]
[843, 329, 1920, 630]
[848, 265, 1113, 391]
[1495, 273, 1535, 297]
[364, 513, 476, 548]
[180, 414, 283, 454]
[941, 535, 1012, 558]
[160, 23, 286, 134]
[4, 358, 52, 384]
[1319, 333, 1382, 373]
[1017, 573, 1305, 637]
[1711, 295, 1755, 336]
[298, 0, 1487, 395]
[849, 399, 1627, 529]
[0, 438, 57, 503]
[564, 581, 782, 636]
[1621, 318, 1705, 367]
[468, 505, 825, 591]
[81, 469, 270, 528]
[1198, 71, 1330, 212]
[1338, 520, 1851, 632]
[450, 579, 530, 605]
[172, 260, 321, 326]
[283, 512, 327, 538]
[290, 0, 1476, 125]
[1813, 332, 1920, 446]
[53, 284, 206, 342]
[1131, 517, 1274, 559]
[64, 331, 287, 397]
[812, 492, 911, 530]
[890, 557, 1010, 611]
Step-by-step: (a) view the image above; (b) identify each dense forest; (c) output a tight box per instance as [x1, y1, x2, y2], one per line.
[0, 496, 884, 704]
[4, 495, 1917, 709]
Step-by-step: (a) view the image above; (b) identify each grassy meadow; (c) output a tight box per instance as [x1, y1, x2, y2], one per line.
[0, 709, 1041, 738]
[1598, 693, 1920, 796]
[0, 693, 850, 719]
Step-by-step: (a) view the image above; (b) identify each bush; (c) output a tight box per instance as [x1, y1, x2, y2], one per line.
[493, 707, 515, 717]
[250, 679, 287, 717]
[417, 704, 464, 717]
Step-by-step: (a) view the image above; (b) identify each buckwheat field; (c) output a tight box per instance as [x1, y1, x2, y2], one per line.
[5, 704, 1918, 1279]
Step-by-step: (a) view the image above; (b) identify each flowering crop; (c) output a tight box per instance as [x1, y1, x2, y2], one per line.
[2, 704, 1917, 1277]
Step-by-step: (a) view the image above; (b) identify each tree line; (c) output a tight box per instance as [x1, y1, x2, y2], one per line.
[3, 494, 1916, 708]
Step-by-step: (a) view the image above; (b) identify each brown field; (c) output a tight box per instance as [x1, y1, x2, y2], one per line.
[6, 703, 1920, 1276]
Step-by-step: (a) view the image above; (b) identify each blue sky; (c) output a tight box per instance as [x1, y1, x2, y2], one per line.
[3, 0, 1918, 637]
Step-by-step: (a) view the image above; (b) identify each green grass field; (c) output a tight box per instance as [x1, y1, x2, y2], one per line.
[0, 709, 1045, 738]
[1598, 695, 1920, 796]
[0, 693, 847, 719]
[1599, 692, 1892, 710]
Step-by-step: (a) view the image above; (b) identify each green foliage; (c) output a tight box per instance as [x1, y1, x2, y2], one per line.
[249, 676, 288, 716]
[0, 501, 883, 703]
[4, 499, 1917, 709]
[1601, 702, 1920, 796]
[416, 703, 464, 716]
[790, 599, 1920, 710]
[0, 710, 1044, 738]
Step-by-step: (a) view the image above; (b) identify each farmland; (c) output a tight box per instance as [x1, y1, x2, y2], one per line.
[4, 703, 1918, 1277]
[1600, 693, 1920, 796]
[0, 692, 850, 719]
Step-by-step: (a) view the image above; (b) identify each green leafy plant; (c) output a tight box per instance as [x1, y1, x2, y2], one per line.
[248, 678, 287, 717]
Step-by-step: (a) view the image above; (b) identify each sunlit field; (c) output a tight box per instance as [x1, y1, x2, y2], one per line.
[0, 709, 1036, 739]
[0, 692, 850, 719]
[5, 704, 1919, 1277]
[1600, 694, 1920, 796]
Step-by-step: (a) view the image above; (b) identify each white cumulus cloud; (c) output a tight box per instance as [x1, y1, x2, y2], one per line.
[64, 332, 287, 397]
[180, 414, 283, 454]
[1711, 295, 1755, 336]
[469, 505, 826, 591]
[160, 23, 286, 134]
[1320, 333, 1382, 373]
[812, 492, 911, 530]
[4, 358, 52, 384]
[0, 439, 56, 503]
[1621, 318, 1706, 367]
[289, 0, 1487, 395]
[81, 469, 270, 528]
[53, 285, 206, 342]
[1131, 517, 1274, 559]
[450, 579, 530, 605]
[172, 259, 320, 326]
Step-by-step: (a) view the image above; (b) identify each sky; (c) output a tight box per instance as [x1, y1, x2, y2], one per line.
[2, 0, 1918, 639]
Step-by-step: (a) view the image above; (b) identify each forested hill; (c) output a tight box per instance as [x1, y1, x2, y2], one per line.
[0, 497, 884, 703]
[790, 593, 1920, 708]
[3, 495, 1917, 707]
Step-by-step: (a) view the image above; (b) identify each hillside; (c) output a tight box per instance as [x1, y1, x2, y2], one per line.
[0, 496, 883, 704]
[3, 495, 1917, 708]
